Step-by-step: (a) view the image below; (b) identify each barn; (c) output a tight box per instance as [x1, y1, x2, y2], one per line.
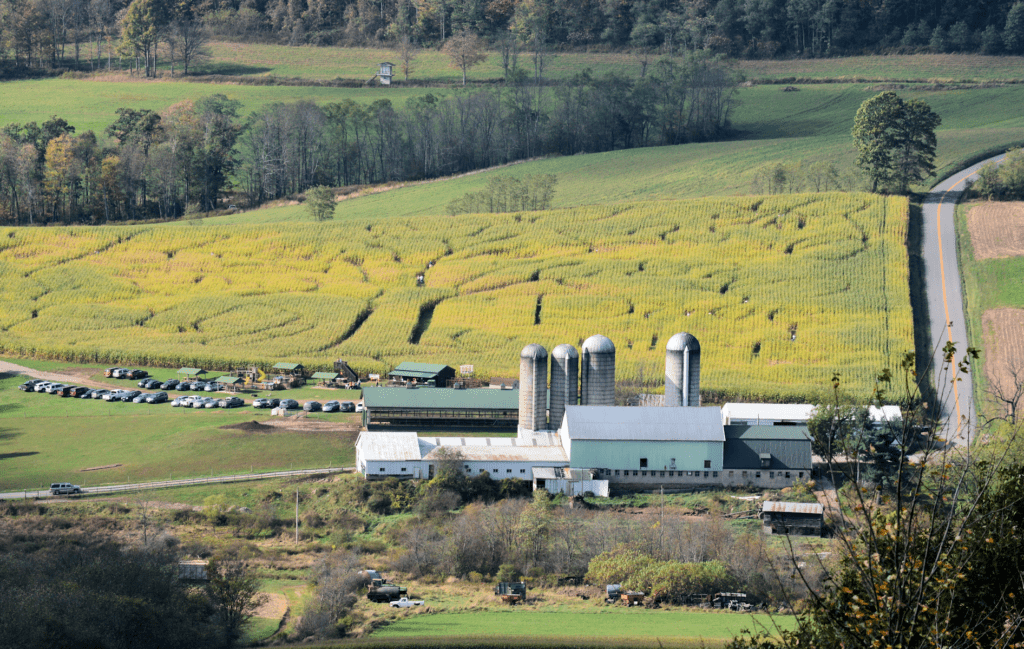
[361, 386, 519, 430]
[387, 362, 456, 386]
[721, 425, 814, 488]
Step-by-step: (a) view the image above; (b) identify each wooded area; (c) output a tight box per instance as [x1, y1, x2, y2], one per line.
[2, 0, 1024, 70]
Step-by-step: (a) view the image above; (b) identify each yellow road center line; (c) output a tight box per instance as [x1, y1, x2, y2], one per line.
[936, 173, 971, 440]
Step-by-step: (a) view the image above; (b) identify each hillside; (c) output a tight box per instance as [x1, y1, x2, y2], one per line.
[0, 193, 911, 402]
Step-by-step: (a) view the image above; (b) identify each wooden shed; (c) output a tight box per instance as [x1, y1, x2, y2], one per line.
[761, 501, 824, 536]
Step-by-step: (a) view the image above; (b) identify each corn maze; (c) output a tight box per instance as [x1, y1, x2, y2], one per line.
[0, 192, 911, 401]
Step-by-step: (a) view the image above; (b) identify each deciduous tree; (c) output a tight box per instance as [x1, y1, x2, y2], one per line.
[852, 91, 941, 193]
[441, 30, 486, 85]
[304, 185, 335, 220]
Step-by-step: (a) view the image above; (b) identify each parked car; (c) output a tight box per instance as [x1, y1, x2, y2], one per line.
[45, 383, 67, 394]
[218, 396, 244, 408]
[161, 379, 180, 390]
[303, 401, 322, 412]
[128, 369, 148, 379]
[173, 395, 198, 407]
[50, 482, 82, 495]
[146, 392, 168, 404]
[57, 385, 77, 397]
[79, 389, 96, 399]
[120, 390, 141, 402]
[280, 399, 299, 410]
[389, 598, 424, 608]
[191, 381, 208, 391]
[102, 390, 123, 401]
[340, 401, 356, 412]
[355, 402, 364, 413]
[138, 378, 160, 388]
[190, 397, 209, 408]
[34, 382, 53, 392]
[104, 367, 120, 377]
[322, 400, 340, 412]
[91, 389, 110, 400]
[69, 386, 90, 397]
[18, 379, 44, 391]
[111, 368, 128, 378]
[132, 393, 150, 403]
[204, 398, 220, 409]
[252, 398, 280, 409]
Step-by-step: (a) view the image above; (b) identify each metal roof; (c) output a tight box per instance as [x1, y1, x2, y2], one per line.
[363, 387, 519, 410]
[582, 334, 616, 354]
[869, 405, 902, 422]
[762, 501, 824, 515]
[389, 362, 453, 379]
[420, 439, 567, 463]
[273, 362, 303, 370]
[552, 344, 579, 359]
[521, 344, 548, 359]
[214, 376, 241, 384]
[356, 432, 423, 461]
[722, 403, 817, 422]
[724, 425, 812, 441]
[312, 372, 340, 379]
[666, 332, 700, 352]
[177, 367, 207, 375]
[563, 406, 725, 442]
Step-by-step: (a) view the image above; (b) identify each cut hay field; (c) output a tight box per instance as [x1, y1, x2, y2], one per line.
[0, 193, 912, 402]
[190, 42, 1024, 84]
[371, 610, 791, 641]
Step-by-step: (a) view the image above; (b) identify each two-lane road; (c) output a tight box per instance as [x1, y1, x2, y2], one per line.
[922, 153, 1004, 445]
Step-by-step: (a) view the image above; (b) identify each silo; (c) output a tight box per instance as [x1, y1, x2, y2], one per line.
[665, 332, 701, 407]
[580, 335, 616, 406]
[549, 344, 579, 430]
[519, 343, 548, 431]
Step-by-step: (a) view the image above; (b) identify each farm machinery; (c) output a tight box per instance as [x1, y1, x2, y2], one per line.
[495, 581, 527, 605]
[606, 584, 645, 606]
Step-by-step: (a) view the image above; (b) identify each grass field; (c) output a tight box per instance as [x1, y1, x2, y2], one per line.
[372, 610, 792, 640]
[0, 370, 357, 490]
[0, 193, 912, 402]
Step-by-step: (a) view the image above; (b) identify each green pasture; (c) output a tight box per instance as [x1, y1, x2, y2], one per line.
[204, 83, 1024, 225]
[0, 371, 356, 490]
[372, 610, 793, 640]
[0, 78, 440, 135]
[738, 53, 1024, 82]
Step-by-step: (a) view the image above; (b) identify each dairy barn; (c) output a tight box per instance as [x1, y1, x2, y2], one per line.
[353, 332, 873, 494]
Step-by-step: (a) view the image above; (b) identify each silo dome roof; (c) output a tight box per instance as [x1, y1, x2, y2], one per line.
[552, 344, 579, 359]
[582, 334, 616, 354]
[520, 343, 548, 359]
[666, 332, 700, 352]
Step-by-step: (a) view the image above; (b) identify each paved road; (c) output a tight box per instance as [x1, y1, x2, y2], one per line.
[922, 154, 1004, 445]
[0, 467, 352, 501]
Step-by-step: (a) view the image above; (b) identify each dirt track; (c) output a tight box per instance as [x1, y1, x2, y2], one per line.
[0, 361, 117, 390]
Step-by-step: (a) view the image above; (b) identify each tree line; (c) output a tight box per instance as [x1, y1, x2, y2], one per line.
[0, 58, 734, 224]
[6, 0, 1024, 73]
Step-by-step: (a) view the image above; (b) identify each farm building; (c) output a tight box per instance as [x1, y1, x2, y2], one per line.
[387, 362, 456, 386]
[177, 367, 207, 379]
[721, 425, 814, 488]
[272, 362, 305, 376]
[760, 501, 824, 536]
[355, 431, 568, 480]
[334, 359, 359, 382]
[560, 406, 726, 487]
[722, 403, 902, 427]
[312, 371, 341, 386]
[356, 333, 815, 493]
[361, 386, 519, 429]
[214, 376, 243, 391]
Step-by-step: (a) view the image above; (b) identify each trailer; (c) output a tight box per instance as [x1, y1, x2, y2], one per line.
[495, 582, 527, 605]
[606, 584, 645, 606]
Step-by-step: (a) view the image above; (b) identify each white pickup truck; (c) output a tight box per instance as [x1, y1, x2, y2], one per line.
[388, 597, 424, 608]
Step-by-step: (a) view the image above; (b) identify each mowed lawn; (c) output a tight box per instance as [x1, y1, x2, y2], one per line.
[0, 370, 356, 490]
[373, 610, 793, 640]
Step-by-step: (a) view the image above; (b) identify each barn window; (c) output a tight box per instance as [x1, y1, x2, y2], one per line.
[660, 471, 665, 477]
[713, 471, 718, 478]
[380, 468, 385, 472]
[798, 472, 804, 478]
[640, 458, 648, 468]
[507, 469, 512, 473]
[615, 470, 620, 476]
[520, 469, 525, 473]
[755, 471, 761, 478]
[633, 471, 638, 476]
[401, 467, 406, 472]
[785, 472, 791, 479]
[742, 471, 747, 478]
[704, 471, 709, 478]
[641, 471, 647, 476]
[769, 471, 774, 478]
[728, 471, 734, 477]
[704, 460, 711, 468]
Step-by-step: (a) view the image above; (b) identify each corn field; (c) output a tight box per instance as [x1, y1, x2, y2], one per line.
[0, 192, 912, 401]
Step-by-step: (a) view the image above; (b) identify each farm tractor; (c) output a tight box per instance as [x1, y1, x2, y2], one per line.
[606, 584, 645, 606]
[495, 581, 527, 605]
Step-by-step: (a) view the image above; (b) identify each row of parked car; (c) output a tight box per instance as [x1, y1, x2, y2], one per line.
[19, 379, 173, 403]
[171, 395, 244, 408]
[136, 378, 226, 392]
[251, 397, 361, 412]
[104, 367, 149, 379]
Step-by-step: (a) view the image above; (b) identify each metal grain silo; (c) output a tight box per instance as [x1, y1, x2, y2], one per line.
[665, 332, 701, 407]
[549, 344, 579, 430]
[519, 343, 548, 431]
[580, 335, 616, 406]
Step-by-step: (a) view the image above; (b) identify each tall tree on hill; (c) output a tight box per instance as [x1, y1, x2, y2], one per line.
[441, 30, 486, 84]
[852, 91, 940, 194]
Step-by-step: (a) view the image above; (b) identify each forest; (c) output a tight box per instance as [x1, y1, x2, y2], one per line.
[0, 56, 734, 223]
[2, 0, 1024, 72]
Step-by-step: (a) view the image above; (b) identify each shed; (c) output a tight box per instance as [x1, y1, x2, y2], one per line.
[362, 386, 517, 429]
[177, 367, 207, 378]
[721, 403, 816, 426]
[532, 467, 609, 497]
[378, 61, 394, 85]
[387, 362, 456, 386]
[178, 560, 209, 581]
[761, 500, 824, 536]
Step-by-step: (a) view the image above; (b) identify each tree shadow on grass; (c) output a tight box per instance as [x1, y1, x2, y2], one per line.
[0, 402, 23, 415]
[189, 63, 274, 76]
